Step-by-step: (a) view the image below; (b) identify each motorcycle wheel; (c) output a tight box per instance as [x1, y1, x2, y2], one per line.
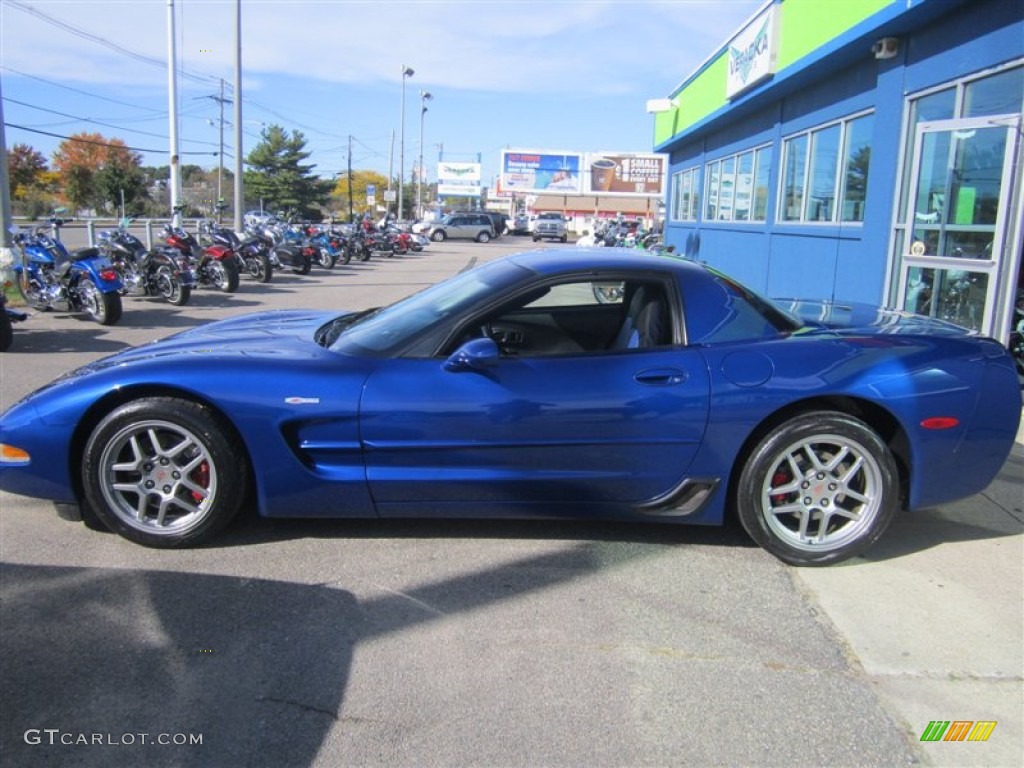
[210, 259, 240, 293]
[359, 244, 371, 262]
[292, 255, 312, 275]
[340, 245, 353, 266]
[248, 254, 273, 283]
[0, 311, 12, 352]
[155, 265, 191, 306]
[317, 248, 337, 269]
[79, 277, 123, 326]
[15, 269, 48, 311]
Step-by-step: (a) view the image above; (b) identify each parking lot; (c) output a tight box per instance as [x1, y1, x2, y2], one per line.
[1, 237, 1021, 767]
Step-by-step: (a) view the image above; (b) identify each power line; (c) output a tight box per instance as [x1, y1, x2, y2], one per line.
[3, 123, 220, 157]
[6, 0, 225, 87]
[3, 97, 220, 148]
[0, 65, 168, 115]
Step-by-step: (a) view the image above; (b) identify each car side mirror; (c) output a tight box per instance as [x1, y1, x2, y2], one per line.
[444, 338, 500, 372]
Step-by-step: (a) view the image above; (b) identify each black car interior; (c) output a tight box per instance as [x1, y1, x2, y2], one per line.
[468, 280, 672, 357]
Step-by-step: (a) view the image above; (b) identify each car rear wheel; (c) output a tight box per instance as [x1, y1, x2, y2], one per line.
[476, 232, 491, 243]
[735, 412, 898, 566]
[431, 230, 446, 242]
[82, 397, 249, 548]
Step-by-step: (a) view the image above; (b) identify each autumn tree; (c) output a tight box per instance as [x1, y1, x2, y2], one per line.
[51, 132, 147, 214]
[244, 125, 332, 218]
[331, 170, 389, 220]
[7, 144, 48, 193]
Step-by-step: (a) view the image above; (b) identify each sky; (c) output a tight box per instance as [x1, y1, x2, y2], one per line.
[1, 0, 764, 189]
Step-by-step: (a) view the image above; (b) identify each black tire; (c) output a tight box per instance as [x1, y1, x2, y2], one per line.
[16, 269, 47, 311]
[532, 236, 540, 243]
[0, 310, 12, 352]
[735, 412, 899, 566]
[431, 230, 446, 242]
[560, 235, 568, 243]
[81, 397, 249, 548]
[79, 278, 123, 326]
[317, 248, 337, 269]
[248, 254, 273, 283]
[476, 232, 491, 243]
[210, 258, 240, 292]
[154, 265, 190, 306]
[292, 254, 313, 275]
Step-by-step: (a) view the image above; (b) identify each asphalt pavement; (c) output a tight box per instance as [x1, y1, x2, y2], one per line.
[0, 234, 1021, 767]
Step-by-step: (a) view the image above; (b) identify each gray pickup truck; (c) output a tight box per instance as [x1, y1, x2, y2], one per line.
[531, 212, 568, 243]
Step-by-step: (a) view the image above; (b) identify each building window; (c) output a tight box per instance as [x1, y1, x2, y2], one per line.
[703, 144, 772, 223]
[779, 112, 873, 224]
[671, 166, 699, 221]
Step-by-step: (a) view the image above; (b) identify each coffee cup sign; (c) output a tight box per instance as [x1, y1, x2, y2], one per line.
[591, 158, 617, 191]
[586, 154, 665, 196]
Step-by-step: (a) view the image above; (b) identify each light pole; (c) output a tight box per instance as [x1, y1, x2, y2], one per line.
[417, 90, 433, 220]
[398, 65, 414, 221]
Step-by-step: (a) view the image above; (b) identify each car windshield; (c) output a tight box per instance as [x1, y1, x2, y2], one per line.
[328, 258, 530, 356]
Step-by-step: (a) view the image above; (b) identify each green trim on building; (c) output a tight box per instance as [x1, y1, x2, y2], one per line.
[654, 0, 895, 147]
[777, 0, 890, 69]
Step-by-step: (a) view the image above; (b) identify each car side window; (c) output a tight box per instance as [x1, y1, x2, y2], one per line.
[461, 277, 674, 357]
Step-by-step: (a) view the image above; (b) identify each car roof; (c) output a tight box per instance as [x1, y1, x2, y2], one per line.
[506, 247, 707, 278]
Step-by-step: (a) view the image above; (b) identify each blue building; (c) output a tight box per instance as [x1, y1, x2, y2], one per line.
[652, 0, 1023, 342]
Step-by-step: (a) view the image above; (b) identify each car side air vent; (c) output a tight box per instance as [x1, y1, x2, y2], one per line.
[637, 478, 720, 516]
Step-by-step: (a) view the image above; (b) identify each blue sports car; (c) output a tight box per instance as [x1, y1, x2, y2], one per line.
[0, 249, 1019, 565]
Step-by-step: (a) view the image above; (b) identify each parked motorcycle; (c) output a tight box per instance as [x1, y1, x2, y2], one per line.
[163, 224, 240, 293]
[1009, 289, 1024, 377]
[307, 226, 347, 268]
[198, 220, 273, 283]
[98, 225, 195, 306]
[245, 221, 312, 274]
[0, 291, 28, 352]
[9, 217, 123, 325]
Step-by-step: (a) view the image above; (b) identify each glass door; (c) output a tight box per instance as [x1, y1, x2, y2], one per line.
[897, 116, 1019, 335]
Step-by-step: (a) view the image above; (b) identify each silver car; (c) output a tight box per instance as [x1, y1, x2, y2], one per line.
[429, 214, 495, 243]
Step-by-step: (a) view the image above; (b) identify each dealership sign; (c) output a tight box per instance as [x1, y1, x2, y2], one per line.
[726, 5, 779, 99]
[500, 150, 583, 194]
[584, 153, 667, 197]
[437, 162, 482, 198]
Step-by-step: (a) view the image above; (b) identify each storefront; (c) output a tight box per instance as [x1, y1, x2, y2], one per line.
[652, 0, 1023, 343]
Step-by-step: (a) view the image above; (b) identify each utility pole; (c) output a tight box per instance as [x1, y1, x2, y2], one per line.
[347, 135, 354, 223]
[167, 0, 182, 225]
[233, 0, 244, 232]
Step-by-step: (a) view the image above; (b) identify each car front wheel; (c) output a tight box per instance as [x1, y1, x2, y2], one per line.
[735, 412, 898, 566]
[82, 397, 249, 548]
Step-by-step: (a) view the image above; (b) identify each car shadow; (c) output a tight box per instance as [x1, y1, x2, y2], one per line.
[0, 539, 664, 765]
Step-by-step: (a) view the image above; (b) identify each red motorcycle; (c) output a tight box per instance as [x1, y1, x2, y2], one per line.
[163, 224, 240, 293]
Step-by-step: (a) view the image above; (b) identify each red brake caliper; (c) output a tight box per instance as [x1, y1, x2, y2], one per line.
[191, 461, 210, 503]
[770, 470, 789, 505]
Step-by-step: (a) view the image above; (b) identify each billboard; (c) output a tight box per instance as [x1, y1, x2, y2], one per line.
[437, 162, 482, 198]
[726, 4, 779, 99]
[500, 150, 583, 194]
[583, 153, 667, 197]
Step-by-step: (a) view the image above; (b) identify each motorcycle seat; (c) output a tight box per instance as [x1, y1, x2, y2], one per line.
[70, 247, 101, 261]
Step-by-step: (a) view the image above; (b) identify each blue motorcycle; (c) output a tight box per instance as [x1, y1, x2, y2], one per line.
[10, 216, 124, 326]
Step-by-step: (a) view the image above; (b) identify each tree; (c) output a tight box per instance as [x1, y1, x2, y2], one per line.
[244, 125, 332, 218]
[7, 143, 48, 194]
[51, 132, 144, 214]
[331, 170, 389, 219]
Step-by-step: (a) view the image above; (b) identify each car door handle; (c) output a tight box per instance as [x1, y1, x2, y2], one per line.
[634, 368, 687, 386]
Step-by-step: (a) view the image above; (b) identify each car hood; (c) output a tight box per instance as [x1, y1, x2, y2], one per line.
[90, 309, 343, 368]
[780, 299, 975, 337]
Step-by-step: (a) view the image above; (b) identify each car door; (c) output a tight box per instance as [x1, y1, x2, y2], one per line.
[358, 276, 711, 517]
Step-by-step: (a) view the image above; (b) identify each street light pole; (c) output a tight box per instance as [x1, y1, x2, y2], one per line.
[417, 90, 433, 220]
[398, 65, 414, 221]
